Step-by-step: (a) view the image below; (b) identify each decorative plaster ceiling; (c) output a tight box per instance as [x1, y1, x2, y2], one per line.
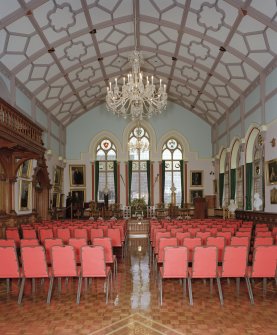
[0, 0, 276, 126]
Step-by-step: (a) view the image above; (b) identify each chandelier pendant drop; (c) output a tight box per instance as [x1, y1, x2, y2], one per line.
[106, 4, 167, 120]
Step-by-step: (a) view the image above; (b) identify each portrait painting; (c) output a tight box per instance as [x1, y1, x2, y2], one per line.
[190, 170, 203, 187]
[18, 160, 32, 178]
[267, 159, 277, 185]
[19, 180, 31, 211]
[69, 165, 85, 187]
[190, 189, 203, 203]
[54, 166, 62, 187]
[270, 187, 277, 204]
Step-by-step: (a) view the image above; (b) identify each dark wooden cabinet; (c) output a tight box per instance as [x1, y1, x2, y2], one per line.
[194, 198, 207, 219]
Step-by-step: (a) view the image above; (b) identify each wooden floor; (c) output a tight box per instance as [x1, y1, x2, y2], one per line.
[0, 237, 276, 335]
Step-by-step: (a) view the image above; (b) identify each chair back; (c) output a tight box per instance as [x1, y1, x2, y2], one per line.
[255, 231, 272, 238]
[0, 246, 20, 278]
[39, 228, 54, 244]
[68, 238, 87, 263]
[196, 231, 211, 245]
[0, 239, 16, 247]
[51, 245, 77, 277]
[236, 231, 251, 238]
[21, 246, 48, 278]
[230, 236, 250, 249]
[192, 246, 217, 278]
[157, 237, 178, 263]
[22, 229, 37, 239]
[188, 228, 200, 238]
[6, 229, 20, 247]
[183, 237, 202, 262]
[170, 228, 183, 237]
[93, 237, 114, 263]
[90, 228, 104, 242]
[57, 228, 71, 244]
[221, 246, 248, 277]
[207, 236, 225, 262]
[217, 231, 231, 245]
[154, 231, 171, 252]
[251, 246, 277, 278]
[162, 247, 188, 278]
[80, 245, 107, 277]
[254, 237, 273, 247]
[20, 239, 39, 247]
[44, 238, 63, 263]
[74, 228, 88, 241]
[107, 228, 122, 247]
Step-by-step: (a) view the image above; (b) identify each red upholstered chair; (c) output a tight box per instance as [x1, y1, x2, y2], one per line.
[236, 231, 251, 239]
[39, 228, 54, 244]
[68, 238, 87, 263]
[90, 228, 104, 243]
[48, 245, 79, 303]
[207, 236, 225, 263]
[247, 245, 277, 301]
[6, 228, 20, 248]
[57, 228, 71, 244]
[156, 237, 178, 265]
[183, 237, 202, 262]
[44, 238, 63, 264]
[217, 231, 231, 245]
[20, 239, 39, 247]
[0, 239, 16, 247]
[73, 228, 88, 242]
[107, 228, 124, 258]
[0, 246, 21, 294]
[22, 229, 37, 239]
[253, 237, 273, 247]
[219, 246, 253, 304]
[93, 237, 117, 277]
[159, 246, 190, 305]
[77, 245, 112, 304]
[18, 246, 50, 304]
[196, 231, 211, 245]
[189, 246, 223, 305]
[255, 231, 272, 238]
[230, 236, 250, 250]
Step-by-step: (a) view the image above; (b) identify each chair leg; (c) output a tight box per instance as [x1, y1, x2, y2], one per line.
[187, 277, 193, 305]
[216, 277, 223, 305]
[58, 277, 62, 293]
[245, 277, 254, 304]
[236, 278, 240, 296]
[47, 277, 54, 304]
[32, 278, 36, 294]
[210, 278, 213, 294]
[105, 276, 109, 304]
[183, 278, 186, 298]
[18, 277, 25, 304]
[76, 277, 82, 304]
[263, 278, 267, 296]
[6, 278, 10, 293]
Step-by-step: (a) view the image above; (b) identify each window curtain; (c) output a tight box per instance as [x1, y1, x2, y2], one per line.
[180, 160, 184, 207]
[95, 161, 100, 202]
[147, 160, 151, 206]
[230, 168, 236, 200]
[113, 161, 118, 203]
[128, 160, 132, 204]
[219, 173, 224, 207]
[161, 160, 166, 203]
[246, 162, 253, 210]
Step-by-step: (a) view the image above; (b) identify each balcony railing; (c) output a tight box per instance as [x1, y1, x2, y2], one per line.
[0, 98, 43, 146]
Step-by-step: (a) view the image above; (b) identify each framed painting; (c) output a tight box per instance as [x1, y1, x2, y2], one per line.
[190, 170, 203, 187]
[71, 189, 86, 205]
[190, 189, 203, 203]
[54, 166, 63, 187]
[270, 187, 277, 204]
[19, 180, 31, 211]
[266, 159, 277, 185]
[18, 160, 32, 178]
[69, 165, 86, 187]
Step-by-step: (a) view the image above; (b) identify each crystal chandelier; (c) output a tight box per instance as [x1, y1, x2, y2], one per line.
[106, 5, 167, 120]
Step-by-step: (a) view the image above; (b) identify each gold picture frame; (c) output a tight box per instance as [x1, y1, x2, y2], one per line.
[270, 187, 277, 204]
[266, 159, 277, 185]
[69, 165, 86, 187]
[18, 160, 32, 179]
[19, 180, 31, 211]
[54, 166, 63, 187]
[190, 170, 203, 187]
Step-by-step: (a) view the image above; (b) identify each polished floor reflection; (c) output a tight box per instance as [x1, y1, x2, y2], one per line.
[0, 236, 277, 335]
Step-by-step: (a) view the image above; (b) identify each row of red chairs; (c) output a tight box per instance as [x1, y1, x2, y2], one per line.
[0, 245, 112, 304]
[159, 245, 277, 305]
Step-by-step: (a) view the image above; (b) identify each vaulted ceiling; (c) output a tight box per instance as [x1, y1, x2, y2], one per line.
[0, 0, 276, 126]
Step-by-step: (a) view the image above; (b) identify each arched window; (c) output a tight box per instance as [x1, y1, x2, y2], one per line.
[253, 134, 264, 208]
[96, 139, 117, 203]
[162, 138, 183, 206]
[128, 125, 150, 203]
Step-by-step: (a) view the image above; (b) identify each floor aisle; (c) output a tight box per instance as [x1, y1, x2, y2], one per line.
[0, 236, 276, 335]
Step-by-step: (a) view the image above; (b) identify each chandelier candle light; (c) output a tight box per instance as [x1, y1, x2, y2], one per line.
[106, 4, 167, 120]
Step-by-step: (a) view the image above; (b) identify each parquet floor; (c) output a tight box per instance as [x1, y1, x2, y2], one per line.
[0, 236, 276, 335]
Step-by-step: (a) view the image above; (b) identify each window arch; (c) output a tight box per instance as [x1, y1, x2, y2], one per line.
[162, 138, 183, 206]
[96, 139, 117, 203]
[128, 124, 150, 203]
